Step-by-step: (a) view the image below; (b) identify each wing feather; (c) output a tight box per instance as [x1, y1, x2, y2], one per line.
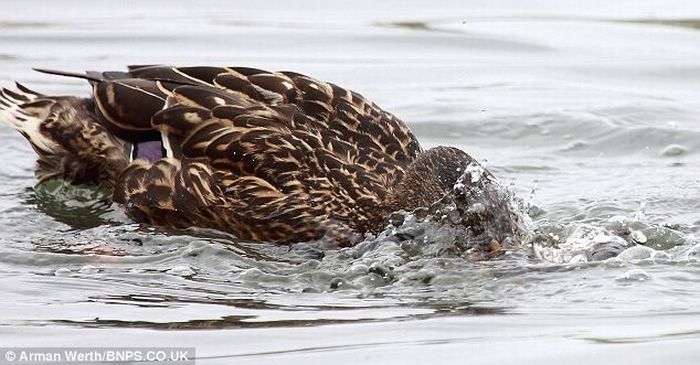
[97, 64, 423, 244]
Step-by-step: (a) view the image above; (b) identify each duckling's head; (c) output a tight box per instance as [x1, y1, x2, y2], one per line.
[386, 146, 525, 257]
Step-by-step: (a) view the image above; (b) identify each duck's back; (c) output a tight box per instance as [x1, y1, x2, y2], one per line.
[49, 66, 422, 244]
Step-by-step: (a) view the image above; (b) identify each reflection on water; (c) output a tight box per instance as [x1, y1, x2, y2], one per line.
[0, 0, 699, 364]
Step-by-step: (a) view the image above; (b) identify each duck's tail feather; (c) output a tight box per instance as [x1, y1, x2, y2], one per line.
[33, 68, 104, 84]
[0, 84, 59, 157]
[0, 83, 129, 186]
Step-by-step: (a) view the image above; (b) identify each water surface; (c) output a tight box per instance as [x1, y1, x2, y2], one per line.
[0, 1, 699, 364]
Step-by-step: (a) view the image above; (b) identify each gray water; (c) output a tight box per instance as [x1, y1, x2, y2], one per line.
[1, 1, 699, 364]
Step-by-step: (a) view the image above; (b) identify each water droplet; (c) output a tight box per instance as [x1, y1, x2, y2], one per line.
[604, 257, 625, 268]
[467, 203, 486, 214]
[329, 277, 344, 289]
[569, 254, 587, 264]
[633, 201, 647, 221]
[166, 266, 195, 277]
[348, 264, 368, 275]
[684, 243, 700, 261]
[617, 245, 655, 261]
[79, 265, 99, 274]
[54, 268, 72, 276]
[651, 251, 670, 261]
[465, 163, 485, 183]
[615, 269, 651, 282]
[661, 144, 687, 157]
[562, 141, 587, 151]
[630, 230, 647, 244]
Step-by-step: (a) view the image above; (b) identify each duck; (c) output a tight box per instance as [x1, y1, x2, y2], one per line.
[0, 65, 521, 252]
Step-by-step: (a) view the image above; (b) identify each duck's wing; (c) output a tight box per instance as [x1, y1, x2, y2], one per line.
[36, 65, 422, 175]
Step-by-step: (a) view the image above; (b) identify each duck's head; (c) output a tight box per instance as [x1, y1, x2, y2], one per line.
[386, 146, 524, 258]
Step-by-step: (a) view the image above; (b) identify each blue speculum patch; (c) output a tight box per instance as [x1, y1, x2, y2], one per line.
[133, 140, 165, 163]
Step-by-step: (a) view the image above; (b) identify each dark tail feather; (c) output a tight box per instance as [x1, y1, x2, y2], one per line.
[15, 82, 44, 98]
[33, 68, 104, 84]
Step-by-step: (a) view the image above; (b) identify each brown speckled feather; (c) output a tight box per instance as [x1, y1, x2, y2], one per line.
[83, 65, 421, 245]
[0, 85, 129, 186]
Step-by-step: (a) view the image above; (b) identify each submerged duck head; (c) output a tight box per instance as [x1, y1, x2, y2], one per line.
[385, 146, 524, 256]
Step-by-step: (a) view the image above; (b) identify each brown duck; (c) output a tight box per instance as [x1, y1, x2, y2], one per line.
[0, 66, 520, 251]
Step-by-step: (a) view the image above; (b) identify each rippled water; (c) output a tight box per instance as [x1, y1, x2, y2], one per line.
[1, 1, 699, 363]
